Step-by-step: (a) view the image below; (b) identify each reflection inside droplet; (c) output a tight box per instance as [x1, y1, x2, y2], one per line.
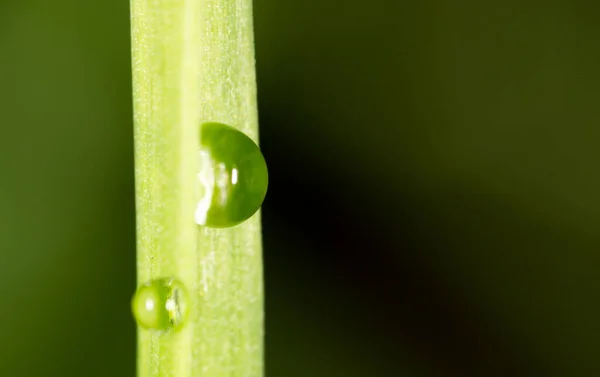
[145, 298, 154, 311]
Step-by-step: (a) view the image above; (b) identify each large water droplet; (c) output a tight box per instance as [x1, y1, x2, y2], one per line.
[131, 278, 189, 331]
[195, 122, 269, 228]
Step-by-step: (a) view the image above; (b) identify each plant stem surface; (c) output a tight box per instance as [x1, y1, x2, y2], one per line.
[130, 0, 263, 376]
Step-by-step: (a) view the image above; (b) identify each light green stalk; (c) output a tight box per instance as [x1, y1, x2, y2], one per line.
[130, 1, 263, 377]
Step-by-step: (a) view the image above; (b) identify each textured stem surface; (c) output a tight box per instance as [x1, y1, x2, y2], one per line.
[130, 0, 263, 376]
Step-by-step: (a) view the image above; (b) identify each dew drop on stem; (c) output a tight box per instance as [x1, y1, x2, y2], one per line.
[132, 278, 189, 331]
[195, 122, 268, 228]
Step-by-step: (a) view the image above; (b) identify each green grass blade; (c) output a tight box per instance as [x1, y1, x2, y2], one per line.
[130, 0, 263, 376]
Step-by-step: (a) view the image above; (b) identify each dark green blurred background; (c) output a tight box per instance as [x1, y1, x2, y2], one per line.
[2, 0, 600, 376]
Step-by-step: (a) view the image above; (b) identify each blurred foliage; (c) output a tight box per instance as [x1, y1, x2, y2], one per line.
[2, 0, 600, 376]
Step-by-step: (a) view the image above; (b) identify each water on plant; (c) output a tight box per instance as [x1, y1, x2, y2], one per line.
[195, 122, 269, 228]
[131, 278, 189, 331]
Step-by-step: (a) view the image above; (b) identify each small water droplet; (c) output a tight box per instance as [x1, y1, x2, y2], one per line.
[195, 122, 269, 228]
[131, 278, 189, 331]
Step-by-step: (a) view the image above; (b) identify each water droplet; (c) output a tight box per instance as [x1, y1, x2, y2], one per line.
[131, 278, 189, 331]
[195, 122, 269, 228]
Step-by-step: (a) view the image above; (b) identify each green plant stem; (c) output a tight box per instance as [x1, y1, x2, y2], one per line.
[130, 0, 263, 376]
